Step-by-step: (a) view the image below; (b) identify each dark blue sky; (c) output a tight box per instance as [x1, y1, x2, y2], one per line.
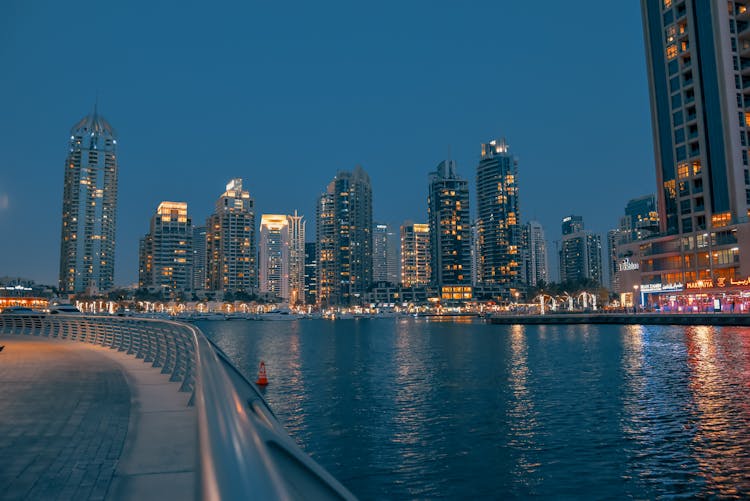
[0, 1, 654, 286]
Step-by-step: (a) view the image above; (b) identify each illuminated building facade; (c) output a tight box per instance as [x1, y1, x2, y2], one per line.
[257, 212, 305, 302]
[428, 160, 472, 300]
[304, 242, 317, 305]
[475, 139, 522, 293]
[400, 222, 430, 287]
[287, 211, 306, 305]
[522, 220, 548, 287]
[206, 179, 256, 293]
[59, 108, 118, 294]
[559, 215, 602, 285]
[259, 214, 290, 300]
[373, 223, 399, 285]
[636, 0, 750, 305]
[138, 202, 192, 294]
[315, 166, 373, 306]
[192, 226, 207, 290]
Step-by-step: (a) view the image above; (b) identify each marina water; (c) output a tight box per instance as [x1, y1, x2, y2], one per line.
[197, 318, 750, 499]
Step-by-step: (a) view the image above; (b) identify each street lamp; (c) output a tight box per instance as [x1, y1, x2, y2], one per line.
[633, 285, 639, 313]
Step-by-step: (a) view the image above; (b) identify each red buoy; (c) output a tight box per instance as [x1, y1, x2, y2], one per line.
[256, 360, 269, 386]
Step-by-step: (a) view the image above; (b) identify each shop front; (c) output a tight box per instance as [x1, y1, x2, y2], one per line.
[641, 277, 750, 313]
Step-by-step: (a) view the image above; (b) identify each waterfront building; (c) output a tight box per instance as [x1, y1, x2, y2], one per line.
[316, 166, 373, 306]
[634, 1, 750, 308]
[138, 202, 192, 295]
[257, 212, 305, 303]
[400, 222, 430, 288]
[373, 223, 399, 285]
[259, 215, 290, 300]
[206, 179, 256, 294]
[522, 221, 548, 287]
[192, 226, 207, 291]
[559, 215, 602, 285]
[59, 107, 118, 294]
[428, 160, 472, 301]
[304, 242, 317, 305]
[475, 139, 522, 296]
[287, 211, 306, 305]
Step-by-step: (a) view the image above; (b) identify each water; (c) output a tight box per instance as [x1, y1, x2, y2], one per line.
[197, 318, 750, 499]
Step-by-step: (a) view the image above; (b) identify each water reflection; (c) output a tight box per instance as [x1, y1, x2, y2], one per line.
[198, 320, 750, 499]
[506, 325, 541, 490]
[685, 326, 750, 497]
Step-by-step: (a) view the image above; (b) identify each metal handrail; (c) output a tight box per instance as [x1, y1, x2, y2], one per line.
[0, 314, 356, 501]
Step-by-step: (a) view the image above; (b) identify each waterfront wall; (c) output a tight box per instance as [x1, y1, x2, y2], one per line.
[488, 313, 750, 326]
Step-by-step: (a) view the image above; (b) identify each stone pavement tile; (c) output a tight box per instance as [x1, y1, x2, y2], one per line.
[0, 335, 196, 500]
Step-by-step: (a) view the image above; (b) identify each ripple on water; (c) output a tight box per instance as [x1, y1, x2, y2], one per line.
[198, 320, 750, 499]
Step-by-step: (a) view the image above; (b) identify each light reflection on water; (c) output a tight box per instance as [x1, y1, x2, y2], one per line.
[199, 319, 750, 499]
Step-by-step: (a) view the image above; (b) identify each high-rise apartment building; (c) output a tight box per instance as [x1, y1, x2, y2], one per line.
[638, 0, 750, 294]
[428, 160, 472, 292]
[316, 166, 373, 306]
[559, 215, 602, 285]
[138, 202, 192, 294]
[475, 139, 522, 292]
[400, 222, 430, 287]
[192, 226, 207, 290]
[206, 179, 256, 293]
[304, 241, 317, 305]
[259, 215, 290, 300]
[522, 221, 548, 287]
[258, 212, 305, 302]
[59, 108, 118, 294]
[287, 211, 306, 305]
[373, 223, 399, 285]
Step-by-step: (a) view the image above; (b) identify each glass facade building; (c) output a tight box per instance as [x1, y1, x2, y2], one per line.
[427, 160, 472, 290]
[59, 108, 118, 294]
[475, 139, 522, 293]
[138, 202, 193, 294]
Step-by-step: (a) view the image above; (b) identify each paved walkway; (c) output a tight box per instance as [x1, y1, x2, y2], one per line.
[0, 336, 196, 500]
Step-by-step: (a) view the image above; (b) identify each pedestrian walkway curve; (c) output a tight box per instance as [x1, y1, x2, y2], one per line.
[0, 335, 195, 501]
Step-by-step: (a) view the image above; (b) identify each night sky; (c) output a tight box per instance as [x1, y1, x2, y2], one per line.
[0, 1, 654, 287]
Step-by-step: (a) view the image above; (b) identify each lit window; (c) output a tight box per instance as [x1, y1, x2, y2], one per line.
[667, 44, 678, 59]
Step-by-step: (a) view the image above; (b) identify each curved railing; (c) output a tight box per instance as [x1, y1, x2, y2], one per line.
[0, 314, 355, 501]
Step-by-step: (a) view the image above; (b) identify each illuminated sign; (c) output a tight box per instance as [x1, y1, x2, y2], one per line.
[640, 282, 684, 293]
[617, 258, 640, 272]
[686, 276, 750, 289]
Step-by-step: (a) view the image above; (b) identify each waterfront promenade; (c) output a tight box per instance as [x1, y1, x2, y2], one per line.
[0, 335, 195, 500]
[0, 315, 355, 501]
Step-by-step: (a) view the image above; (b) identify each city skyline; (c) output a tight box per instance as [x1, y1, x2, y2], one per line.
[1, 2, 653, 286]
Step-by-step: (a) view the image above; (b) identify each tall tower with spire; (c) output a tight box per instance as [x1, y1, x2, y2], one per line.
[59, 106, 118, 294]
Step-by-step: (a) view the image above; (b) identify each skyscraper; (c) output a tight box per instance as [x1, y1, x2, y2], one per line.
[192, 226, 207, 291]
[639, 0, 750, 290]
[475, 139, 522, 292]
[428, 160, 472, 290]
[206, 179, 256, 294]
[315, 166, 373, 306]
[559, 215, 602, 285]
[522, 221, 548, 287]
[373, 223, 398, 285]
[287, 211, 306, 305]
[59, 108, 118, 294]
[138, 202, 193, 294]
[304, 241, 317, 305]
[400, 222, 430, 287]
[257, 212, 305, 303]
[259, 214, 290, 300]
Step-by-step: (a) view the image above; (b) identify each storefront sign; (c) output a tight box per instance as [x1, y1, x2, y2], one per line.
[686, 277, 750, 289]
[641, 282, 684, 293]
[617, 258, 639, 272]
